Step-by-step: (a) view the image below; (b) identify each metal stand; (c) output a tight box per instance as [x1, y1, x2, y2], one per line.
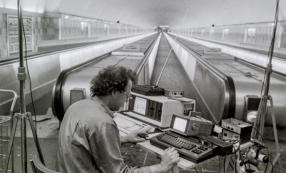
[0, 89, 17, 173]
[249, 0, 282, 172]
[3, 112, 45, 173]
[245, 96, 282, 173]
[3, 0, 45, 172]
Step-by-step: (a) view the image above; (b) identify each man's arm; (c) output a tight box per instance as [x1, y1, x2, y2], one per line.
[90, 123, 179, 173]
[120, 130, 148, 144]
[123, 148, 180, 173]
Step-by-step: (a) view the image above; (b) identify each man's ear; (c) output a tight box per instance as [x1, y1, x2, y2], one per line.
[111, 90, 116, 97]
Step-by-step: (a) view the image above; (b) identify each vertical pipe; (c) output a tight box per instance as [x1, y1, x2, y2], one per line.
[21, 117, 27, 173]
[10, 111, 14, 173]
[263, 0, 279, 96]
[0, 125, 2, 171]
[17, 0, 27, 172]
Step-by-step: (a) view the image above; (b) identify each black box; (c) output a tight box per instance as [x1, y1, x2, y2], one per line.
[131, 85, 164, 96]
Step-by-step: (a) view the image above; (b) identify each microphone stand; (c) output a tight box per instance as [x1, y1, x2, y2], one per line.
[250, 0, 282, 172]
[3, 0, 45, 172]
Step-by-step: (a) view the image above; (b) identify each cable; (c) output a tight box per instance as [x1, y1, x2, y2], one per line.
[222, 141, 241, 173]
[232, 148, 240, 173]
[194, 167, 199, 173]
[229, 141, 240, 155]
[252, 122, 265, 145]
[219, 155, 221, 172]
[223, 152, 227, 173]
[22, 19, 37, 130]
[269, 160, 274, 173]
[251, 126, 271, 173]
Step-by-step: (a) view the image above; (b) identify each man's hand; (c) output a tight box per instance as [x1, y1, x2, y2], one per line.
[149, 147, 180, 173]
[159, 147, 180, 172]
[121, 130, 148, 144]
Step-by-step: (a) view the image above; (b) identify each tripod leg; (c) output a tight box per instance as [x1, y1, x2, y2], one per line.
[3, 116, 19, 173]
[27, 113, 45, 165]
[269, 98, 282, 173]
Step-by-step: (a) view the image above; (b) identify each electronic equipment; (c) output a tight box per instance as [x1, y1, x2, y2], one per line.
[166, 97, 196, 115]
[221, 118, 252, 144]
[221, 128, 239, 140]
[221, 129, 242, 143]
[131, 85, 164, 96]
[221, 118, 252, 134]
[170, 114, 213, 136]
[150, 131, 217, 163]
[113, 112, 155, 136]
[188, 111, 202, 117]
[199, 136, 233, 156]
[164, 89, 184, 98]
[243, 95, 261, 123]
[126, 92, 196, 128]
[182, 101, 195, 115]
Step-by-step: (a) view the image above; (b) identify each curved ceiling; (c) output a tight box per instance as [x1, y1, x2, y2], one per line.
[1, 0, 285, 29]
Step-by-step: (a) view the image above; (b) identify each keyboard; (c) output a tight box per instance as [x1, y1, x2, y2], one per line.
[113, 112, 155, 136]
[150, 131, 217, 163]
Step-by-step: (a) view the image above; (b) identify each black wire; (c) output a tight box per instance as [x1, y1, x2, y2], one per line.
[251, 126, 272, 173]
[223, 149, 231, 173]
[22, 19, 37, 129]
[223, 153, 227, 173]
[232, 150, 239, 173]
[269, 161, 274, 173]
[194, 167, 199, 173]
[219, 155, 221, 172]
[264, 146, 271, 173]
[244, 163, 248, 172]
[223, 141, 241, 173]
[229, 141, 240, 154]
[228, 161, 234, 171]
[252, 126, 265, 143]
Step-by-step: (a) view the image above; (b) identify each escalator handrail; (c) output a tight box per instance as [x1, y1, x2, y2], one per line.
[133, 33, 161, 79]
[51, 53, 110, 121]
[166, 33, 236, 121]
[0, 34, 148, 66]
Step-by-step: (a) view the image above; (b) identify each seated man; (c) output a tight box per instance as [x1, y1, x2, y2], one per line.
[57, 65, 180, 173]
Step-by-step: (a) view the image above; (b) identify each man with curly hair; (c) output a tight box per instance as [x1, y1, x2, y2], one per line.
[57, 65, 180, 173]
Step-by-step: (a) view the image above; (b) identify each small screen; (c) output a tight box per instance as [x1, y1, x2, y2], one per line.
[133, 97, 147, 115]
[172, 117, 188, 132]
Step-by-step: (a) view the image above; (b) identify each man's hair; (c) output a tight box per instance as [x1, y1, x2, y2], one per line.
[90, 66, 136, 97]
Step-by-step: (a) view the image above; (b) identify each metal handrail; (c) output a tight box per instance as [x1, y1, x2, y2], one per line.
[0, 89, 18, 173]
[0, 33, 150, 66]
[165, 33, 236, 122]
[0, 89, 17, 121]
[134, 33, 161, 78]
[167, 33, 230, 81]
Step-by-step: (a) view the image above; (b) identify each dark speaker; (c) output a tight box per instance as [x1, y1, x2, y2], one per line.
[243, 95, 261, 123]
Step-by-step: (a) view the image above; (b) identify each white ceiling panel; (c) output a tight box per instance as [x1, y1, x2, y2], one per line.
[1, 0, 285, 29]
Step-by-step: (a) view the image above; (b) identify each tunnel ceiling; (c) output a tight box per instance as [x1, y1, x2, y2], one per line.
[1, 0, 286, 29]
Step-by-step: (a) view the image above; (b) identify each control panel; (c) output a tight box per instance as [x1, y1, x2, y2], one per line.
[221, 118, 252, 144]
[221, 118, 252, 134]
[126, 92, 196, 128]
